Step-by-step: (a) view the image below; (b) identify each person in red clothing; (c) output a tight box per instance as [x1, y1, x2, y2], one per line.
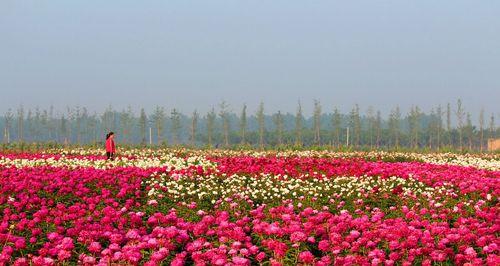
[105, 132, 116, 160]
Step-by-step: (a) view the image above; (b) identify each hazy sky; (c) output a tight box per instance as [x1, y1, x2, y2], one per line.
[1, 0, 499, 117]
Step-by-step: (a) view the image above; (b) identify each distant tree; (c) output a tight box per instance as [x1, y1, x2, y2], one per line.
[139, 108, 148, 144]
[479, 109, 485, 151]
[48, 105, 56, 141]
[313, 100, 322, 145]
[152, 106, 165, 145]
[41, 109, 49, 141]
[81, 107, 90, 144]
[219, 101, 230, 147]
[295, 102, 303, 146]
[366, 106, 375, 148]
[257, 102, 265, 149]
[119, 106, 134, 144]
[66, 107, 75, 144]
[240, 104, 247, 145]
[26, 110, 34, 142]
[436, 105, 443, 149]
[489, 113, 496, 139]
[3, 109, 14, 143]
[100, 105, 113, 133]
[349, 104, 361, 147]
[35, 108, 42, 141]
[17, 105, 24, 142]
[427, 108, 438, 149]
[33, 107, 42, 142]
[88, 112, 98, 143]
[408, 106, 421, 149]
[74, 106, 82, 144]
[331, 108, 342, 147]
[273, 111, 284, 146]
[446, 103, 452, 147]
[170, 108, 182, 145]
[190, 110, 199, 146]
[206, 108, 216, 147]
[465, 112, 473, 150]
[60, 115, 68, 144]
[375, 110, 382, 148]
[455, 99, 465, 150]
[388, 106, 401, 148]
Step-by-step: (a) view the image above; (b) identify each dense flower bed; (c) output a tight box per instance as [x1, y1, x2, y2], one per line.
[0, 150, 499, 265]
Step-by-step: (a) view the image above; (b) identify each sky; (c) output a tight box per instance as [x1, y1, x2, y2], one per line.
[0, 0, 499, 118]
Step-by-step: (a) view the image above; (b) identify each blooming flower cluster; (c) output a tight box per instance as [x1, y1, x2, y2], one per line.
[0, 149, 498, 265]
[0, 152, 215, 170]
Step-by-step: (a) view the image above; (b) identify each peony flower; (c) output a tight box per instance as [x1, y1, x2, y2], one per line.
[88, 242, 102, 254]
[298, 251, 315, 264]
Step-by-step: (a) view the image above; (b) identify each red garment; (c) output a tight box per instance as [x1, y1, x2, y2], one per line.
[105, 138, 116, 153]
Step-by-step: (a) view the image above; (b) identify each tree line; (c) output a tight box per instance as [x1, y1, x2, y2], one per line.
[1, 100, 498, 151]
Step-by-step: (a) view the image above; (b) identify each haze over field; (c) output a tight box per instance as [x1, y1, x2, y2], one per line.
[1, 1, 499, 116]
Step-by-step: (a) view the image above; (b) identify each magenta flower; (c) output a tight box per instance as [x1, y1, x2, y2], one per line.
[298, 251, 315, 264]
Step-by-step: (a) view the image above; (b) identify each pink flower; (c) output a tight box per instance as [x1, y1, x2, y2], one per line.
[57, 250, 72, 261]
[14, 238, 26, 249]
[256, 252, 266, 262]
[349, 230, 361, 239]
[290, 231, 307, 242]
[47, 232, 59, 241]
[13, 258, 28, 266]
[61, 237, 74, 250]
[125, 229, 140, 240]
[82, 255, 96, 264]
[232, 256, 250, 265]
[299, 251, 315, 264]
[464, 247, 477, 259]
[88, 242, 102, 253]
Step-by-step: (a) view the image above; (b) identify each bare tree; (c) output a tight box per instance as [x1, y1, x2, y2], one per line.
[427, 108, 437, 149]
[101, 105, 115, 134]
[446, 103, 451, 147]
[366, 106, 375, 148]
[206, 108, 216, 147]
[219, 101, 230, 147]
[88, 112, 98, 144]
[170, 108, 182, 145]
[139, 108, 148, 145]
[119, 106, 134, 144]
[257, 102, 265, 149]
[389, 106, 401, 148]
[489, 113, 496, 139]
[74, 106, 82, 144]
[349, 104, 361, 147]
[295, 101, 303, 146]
[27, 109, 34, 142]
[3, 109, 14, 143]
[47, 106, 54, 141]
[152, 106, 165, 145]
[455, 99, 465, 150]
[465, 112, 473, 150]
[313, 100, 322, 145]
[479, 109, 485, 152]
[436, 105, 443, 149]
[17, 105, 24, 142]
[240, 104, 247, 145]
[331, 107, 342, 148]
[408, 106, 421, 149]
[60, 115, 68, 144]
[190, 110, 199, 146]
[273, 111, 284, 146]
[375, 110, 381, 148]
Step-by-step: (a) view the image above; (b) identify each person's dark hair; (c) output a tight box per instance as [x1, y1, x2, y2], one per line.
[106, 132, 114, 140]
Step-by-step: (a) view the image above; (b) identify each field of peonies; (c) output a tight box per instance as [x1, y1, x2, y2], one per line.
[0, 149, 499, 265]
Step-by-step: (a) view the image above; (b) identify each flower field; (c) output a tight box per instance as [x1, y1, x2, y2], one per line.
[0, 149, 499, 265]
